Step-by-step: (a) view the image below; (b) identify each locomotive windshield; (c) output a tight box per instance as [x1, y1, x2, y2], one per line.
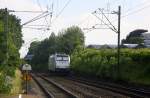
[63, 57, 69, 61]
[56, 55, 69, 61]
[56, 57, 62, 61]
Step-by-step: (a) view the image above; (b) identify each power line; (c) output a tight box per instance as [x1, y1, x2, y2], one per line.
[122, 3, 150, 18]
[25, 25, 48, 27]
[55, 0, 72, 18]
[77, 14, 91, 26]
[108, 0, 150, 23]
[48, 2, 54, 28]
[36, 0, 43, 10]
[24, 11, 47, 22]
[111, 2, 150, 23]
[8, 10, 45, 13]
[98, 8, 117, 32]
[50, 0, 72, 29]
[23, 26, 50, 31]
[22, 13, 50, 26]
[124, 0, 150, 14]
[22, 12, 49, 26]
[92, 12, 117, 33]
[9, 10, 49, 27]
[36, 0, 49, 26]
[83, 27, 110, 30]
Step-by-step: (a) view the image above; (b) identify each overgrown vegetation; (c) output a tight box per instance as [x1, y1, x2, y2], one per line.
[27, 26, 84, 71]
[10, 69, 22, 94]
[71, 48, 150, 85]
[0, 9, 23, 93]
[27, 26, 150, 86]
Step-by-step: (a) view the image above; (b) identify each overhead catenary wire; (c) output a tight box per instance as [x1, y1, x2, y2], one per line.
[36, 0, 43, 11]
[92, 13, 117, 33]
[9, 10, 50, 28]
[78, 0, 119, 33]
[49, 2, 53, 28]
[106, 0, 150, 23]
[81, 0, 150, 28]
[77, 14, 91, 26]
[25, 25, 48, 27]
[52, 0, 72, 24]
[110, 2, 150, 23]
[98, 8, 117, 32]
[49, 0, 72, 31]
[8, 10, 45, 13]
[124, 0, 150, 14]
[56, 0, 71, 18]
[23, 26, 50, 30]
[22, 13, 49, 26]
[82, 0, 150, 35]
[21, 11, 47, 25]
[83, 27, 110, 31]
[122, 3, 150, 18]
[36, 0, 49, 27]
[22, 12, 49, 26]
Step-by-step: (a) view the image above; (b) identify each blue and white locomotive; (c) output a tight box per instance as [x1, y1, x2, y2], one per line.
[48, 53, 70, 72]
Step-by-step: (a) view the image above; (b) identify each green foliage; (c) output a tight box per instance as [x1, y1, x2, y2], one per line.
[71, 48, 150, 85]
[27, 26, 84, 71]
[0, 73, 11, 93]
[57, 26, 84, 54]
[122, 37, 143, 44]
[0, 9, 23, 93]
[0, 65, 16, 94]
[29, 33, 57, 70]
[122, 29, 147, 44]
[27, 41, 41, 55]
[0, 9, 23, 66]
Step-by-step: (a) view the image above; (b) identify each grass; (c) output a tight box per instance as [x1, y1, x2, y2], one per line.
[10, 69, 22, 94]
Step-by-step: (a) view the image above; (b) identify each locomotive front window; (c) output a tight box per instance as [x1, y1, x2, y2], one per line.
[63, 57, 69, 61]
[56, 57, 62, 61]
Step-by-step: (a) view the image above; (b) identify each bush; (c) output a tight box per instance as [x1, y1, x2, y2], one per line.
[71, 48, 150, 85]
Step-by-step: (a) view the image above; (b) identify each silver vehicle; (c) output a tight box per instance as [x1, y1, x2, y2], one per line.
[48, 53, 70, 72]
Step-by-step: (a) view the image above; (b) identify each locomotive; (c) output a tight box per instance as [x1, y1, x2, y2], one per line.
[48, 53, 70, 72]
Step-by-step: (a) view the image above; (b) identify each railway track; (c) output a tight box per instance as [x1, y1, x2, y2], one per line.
[66, 76, 150, 98]
[31, 74, 77, 98]
[32, 73, 150, 98]
[43, 75, 129, 98]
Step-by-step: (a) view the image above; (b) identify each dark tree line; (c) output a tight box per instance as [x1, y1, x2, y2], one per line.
[27, 26, 84, 71]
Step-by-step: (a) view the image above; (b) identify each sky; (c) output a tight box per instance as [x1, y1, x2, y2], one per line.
[0, 0, 150, 58]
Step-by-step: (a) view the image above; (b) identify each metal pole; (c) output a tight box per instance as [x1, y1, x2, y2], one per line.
[117, 6, 121, 78]
[26, 70, 28, 94]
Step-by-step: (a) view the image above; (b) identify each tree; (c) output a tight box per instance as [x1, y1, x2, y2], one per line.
[26, 26, 85, 71]
[27, 41, 40, 55]
[122, 29, 148, 44]
[0, 9, 23, 66]
[0, 9, 23, 93]
[57, 26, 85, 54]
[48, 32, 57, 54]
[28, 33, 57, 71]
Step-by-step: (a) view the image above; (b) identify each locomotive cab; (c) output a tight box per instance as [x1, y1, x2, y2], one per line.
[48, 53, 70, 72]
